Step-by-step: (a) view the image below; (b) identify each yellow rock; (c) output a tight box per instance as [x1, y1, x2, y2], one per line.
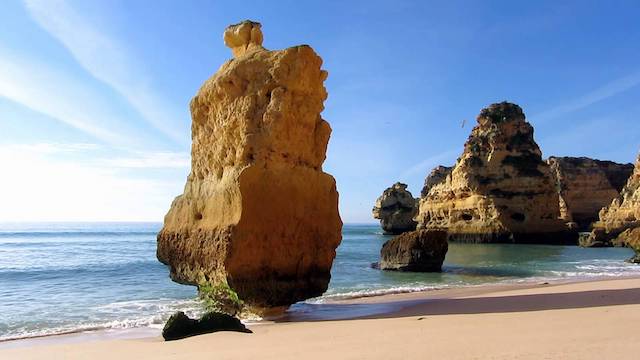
[417, 102, 572, 244]
[157, 21, 342, 310]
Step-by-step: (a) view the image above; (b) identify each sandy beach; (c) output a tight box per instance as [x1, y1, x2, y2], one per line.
[2, 277, 640, 360]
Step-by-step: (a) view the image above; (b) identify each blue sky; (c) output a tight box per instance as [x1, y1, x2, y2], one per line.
[1, 0, 639, 222]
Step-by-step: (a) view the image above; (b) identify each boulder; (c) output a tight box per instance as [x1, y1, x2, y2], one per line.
[379, 230, 448, 272]
[372, 182, 418, 234]
[547, 156, 633, 231]
[162, 311, 251, 341]
[416, 102, 574, 244]
[157, 20, 342, 311]
[588, 153, 640, 246]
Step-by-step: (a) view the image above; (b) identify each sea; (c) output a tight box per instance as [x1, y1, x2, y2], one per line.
[1, 222, 639, 341]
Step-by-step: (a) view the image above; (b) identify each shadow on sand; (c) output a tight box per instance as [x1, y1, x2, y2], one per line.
[278, 287, 640, 322]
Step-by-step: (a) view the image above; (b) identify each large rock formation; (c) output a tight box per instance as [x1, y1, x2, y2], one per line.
[157, 21, 342, 310]
[618, 228, 640, 263]
[372, 182, 418, 234]
[417, 102, 573, 244]
[547, 157, 634, 231]
[379, 230, 448, 272]
[421, 166, 453, 197]
[588, 153, 640, 246]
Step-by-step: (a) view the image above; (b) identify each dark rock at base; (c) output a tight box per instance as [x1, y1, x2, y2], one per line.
[162, 311, 252, 341]
[380, 230, 448, 272]
[617, 228, 640, 264]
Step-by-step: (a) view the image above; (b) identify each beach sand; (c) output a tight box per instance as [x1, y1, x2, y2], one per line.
[2, 277, 640, 359]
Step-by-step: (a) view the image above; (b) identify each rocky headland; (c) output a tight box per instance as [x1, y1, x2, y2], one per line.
[416, 102, 573, 244]
[547, 157, 634, 231]
[587, 153, 640, 247]
[421, 166, 453, 197]
[157, 21, 342, 311]
[372, 182, 418, 234]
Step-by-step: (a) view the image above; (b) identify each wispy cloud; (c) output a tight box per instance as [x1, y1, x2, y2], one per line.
[0, 51, 133, 145]
[533, 70, 640, 121]
[104, 151, 190, 169]
[399, 149, 458, 180]
[23, 0, 188, 144]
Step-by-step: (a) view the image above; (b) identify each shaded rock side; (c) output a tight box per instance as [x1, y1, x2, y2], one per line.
[157, 21, 343, 310]
[588, 153, 640, 246]
[372, 182, 418, 234]
[162, 311, 251, 341]
[417, 102, 572, 244]
[379, 230, 448, 272]
[617, 228, 640, 263]
[421, 166, 453, 197]
[547, 157, 634, 231]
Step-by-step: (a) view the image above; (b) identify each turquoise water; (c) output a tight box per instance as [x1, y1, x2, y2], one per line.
[1, 222, 638, 340]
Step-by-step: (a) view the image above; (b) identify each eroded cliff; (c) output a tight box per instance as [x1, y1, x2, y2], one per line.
[157, 21, 342, 310]
[417, 102, 572, 243]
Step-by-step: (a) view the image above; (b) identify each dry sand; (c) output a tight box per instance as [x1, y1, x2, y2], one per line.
[2, 277, 640, 359]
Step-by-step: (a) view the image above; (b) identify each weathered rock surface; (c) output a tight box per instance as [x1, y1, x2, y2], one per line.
[162, 311, 251, 341]
[588, 154, 640, 246]
[157, 21, 342, 310]
[618, 228, 640, 263]
[417, 102, 573, 244]
[379, 230, 448, 272]
[548, 157, 634, 231]
[372, 182, 418, 234]
[421, 166, 453, 197]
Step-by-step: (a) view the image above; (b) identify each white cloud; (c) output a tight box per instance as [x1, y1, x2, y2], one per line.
[0, 52, 128, 145]
[399, 149, 458, 180]
[104, 151, 190, 169]
[0, 144, 184, 221]
[533, 70, 640, 121]
[23, 0, 188, 144]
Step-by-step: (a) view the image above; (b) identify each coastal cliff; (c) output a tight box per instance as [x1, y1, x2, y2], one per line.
[157, 21, 342, 310]
[588, 153, 640, 246]
[417, 102, 572, 244]
[547, 157, 633, 231]
[372, 183, 418, 234]
[421, 166, 453, 197]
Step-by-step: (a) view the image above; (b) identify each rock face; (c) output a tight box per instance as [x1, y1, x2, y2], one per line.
[588, 154, 640, 246]
[618, 228, 640, 263]
[417, 102, 572, 244]
[421, 166, 453, 197]
[372, 183, 418, 234]
[379, 230, 448, 272]
[157, 21, 342, 310]
[547, 157, 634, 231]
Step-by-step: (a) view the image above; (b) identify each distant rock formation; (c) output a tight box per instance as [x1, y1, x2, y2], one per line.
[547, 157, 634, 231]
[416, 102, 573, 244]
[379, 230, 448, 272]
[157, 21, 342, 311]
[587, 153, 640, 247]
[421, 166, 453, 197]
[372, 183, 418, 234]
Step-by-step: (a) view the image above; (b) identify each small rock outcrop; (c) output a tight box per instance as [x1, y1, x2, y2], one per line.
[162, 311, 251, 341]
[587, 153, 640, 246]
[157, 21, 342, 311]
[372, 183, 418, 234]
[547, 157, 634, 231]
[417, 102, 573, 244]
[618, 228, 640, 263]
[421, 166, 453, 197]
[379, 230, 448, 272]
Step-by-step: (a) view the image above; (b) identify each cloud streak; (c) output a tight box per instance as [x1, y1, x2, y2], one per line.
[24, 0, 188, 144]
[533, 70, 640, 121]
[399, 149, 458, 180]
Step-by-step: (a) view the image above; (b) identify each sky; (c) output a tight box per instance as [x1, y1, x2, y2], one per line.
[1, 0, 639, 222]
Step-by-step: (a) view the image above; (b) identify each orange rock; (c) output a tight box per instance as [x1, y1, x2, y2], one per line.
[157, 21, 342, 310]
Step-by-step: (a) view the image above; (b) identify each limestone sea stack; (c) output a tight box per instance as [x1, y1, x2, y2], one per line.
[417, 102, 572, 244]
[588, 153, 640, 246]
[421, 166, 453, 197]
[379, 230, 448, 272]
[372, 182, 418, 234]
[547, 157, 634, 231]
[157, 21, 342, 310]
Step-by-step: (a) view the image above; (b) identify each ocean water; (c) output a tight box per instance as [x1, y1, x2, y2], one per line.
[1, 222, 639, 341]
